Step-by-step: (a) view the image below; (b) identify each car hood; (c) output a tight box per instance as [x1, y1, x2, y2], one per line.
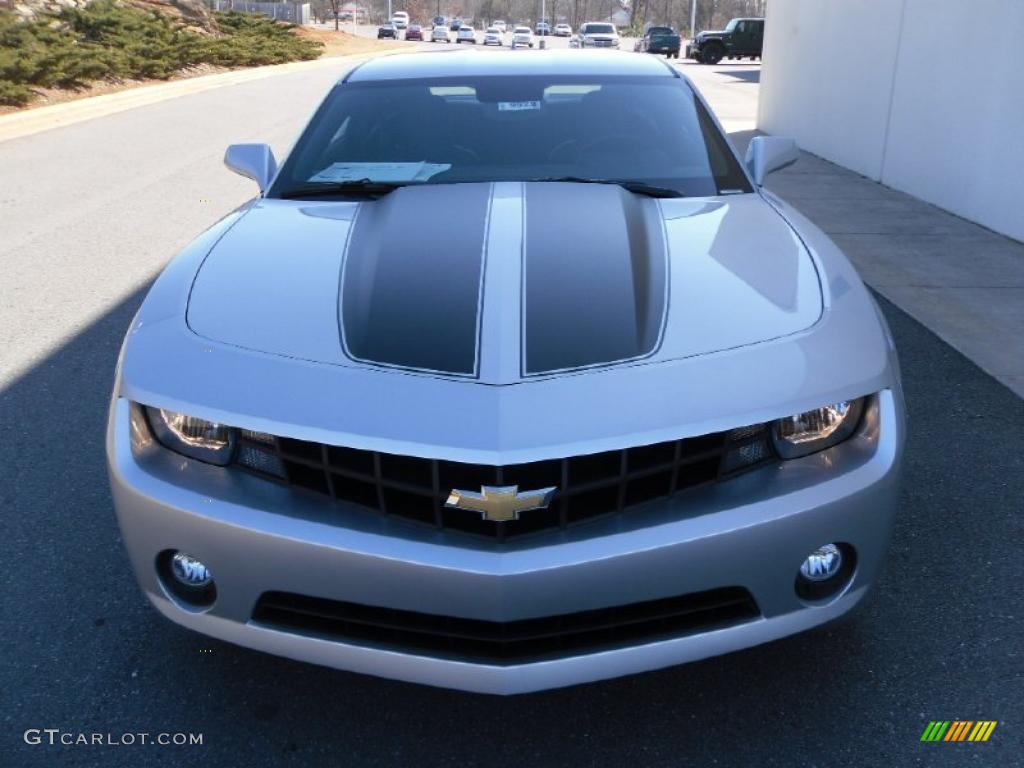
[187, 183, 821, 384]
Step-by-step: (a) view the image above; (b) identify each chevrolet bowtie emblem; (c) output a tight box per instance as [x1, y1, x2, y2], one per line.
[445, 485, 557, 522]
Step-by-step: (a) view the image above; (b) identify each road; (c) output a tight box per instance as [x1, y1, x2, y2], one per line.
[2, 43, 1022, 768]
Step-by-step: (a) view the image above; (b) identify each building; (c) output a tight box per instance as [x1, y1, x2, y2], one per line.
[758, 0, 1024, 242]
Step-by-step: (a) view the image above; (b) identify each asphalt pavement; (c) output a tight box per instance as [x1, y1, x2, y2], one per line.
[2, 43, 1022, 768]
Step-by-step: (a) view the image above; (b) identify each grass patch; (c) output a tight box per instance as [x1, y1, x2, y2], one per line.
[0, 1, 323, 106]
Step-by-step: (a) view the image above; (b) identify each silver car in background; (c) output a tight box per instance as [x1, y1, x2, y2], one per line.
[107, 51, 905, 695]
[510, 26, 534, 48]
[576, 21, 620, 48]
[483, 26, 503, 46]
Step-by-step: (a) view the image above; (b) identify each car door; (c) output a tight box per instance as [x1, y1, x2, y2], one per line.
[731, 20, 749, 53]
[751, 20, 764, 54]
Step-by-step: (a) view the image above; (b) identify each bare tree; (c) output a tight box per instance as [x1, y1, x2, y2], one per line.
[326, 0, 341, 29]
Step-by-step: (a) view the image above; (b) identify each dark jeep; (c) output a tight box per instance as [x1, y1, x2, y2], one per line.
[686, 17, 763, 64]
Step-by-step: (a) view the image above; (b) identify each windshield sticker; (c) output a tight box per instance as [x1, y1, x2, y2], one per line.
[308, 162, 451, 184]
[498, 101, 541, 112]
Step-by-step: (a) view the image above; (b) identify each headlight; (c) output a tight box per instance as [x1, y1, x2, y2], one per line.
[145, 406, 236, 465]
[771, 398, 866, 459]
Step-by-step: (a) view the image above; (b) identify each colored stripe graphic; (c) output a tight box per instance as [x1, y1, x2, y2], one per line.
[921, 721, 996, 742]
[945, 721, 971, 741]
[921, 722, 950, 741]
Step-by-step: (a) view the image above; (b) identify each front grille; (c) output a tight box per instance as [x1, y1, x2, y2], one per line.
[233, 426, 773, 541]
[252, 587, 760, 664]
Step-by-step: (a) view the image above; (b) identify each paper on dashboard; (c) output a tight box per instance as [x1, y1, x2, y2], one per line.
[308, 162, 451, 183]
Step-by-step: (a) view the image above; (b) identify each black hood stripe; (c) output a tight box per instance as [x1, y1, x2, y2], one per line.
[340, 183, 492, 375]
[522, 183, 668, 375]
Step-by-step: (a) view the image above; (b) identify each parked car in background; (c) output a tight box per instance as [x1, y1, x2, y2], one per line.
[377, 22, 397, 38]
[554, 23, 572, 36]
[575, 22, 619, 48]
[433, 14, 445, 26]
[404, 23, 423, 41]
[431, 24, 450, 42]
[449, 17, 462, 30]
[391, 11, 409, 28]
[535, 20, 551, 35]
[637, 25, 681, 58]
[510, 26, 533, 48]
[457, 25, 477, 43]
[484, 26, 503, 45]
[493, 20, 506, 32]
[686, 17, 764, 64]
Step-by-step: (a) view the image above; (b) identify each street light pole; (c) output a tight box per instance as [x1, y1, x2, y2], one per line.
[689, 0, 696, 38]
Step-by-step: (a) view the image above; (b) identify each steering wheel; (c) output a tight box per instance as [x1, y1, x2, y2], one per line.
[451, 143, 481, 162]
[576, 134, 638, 156]
[546, 138, 578, 160]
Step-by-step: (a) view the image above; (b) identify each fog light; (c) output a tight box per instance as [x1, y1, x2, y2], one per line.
[158, 549, 217, 608]
[795, 542, 855, 602]
[170, 553, 213, 588]
[799, 544, 842, 581]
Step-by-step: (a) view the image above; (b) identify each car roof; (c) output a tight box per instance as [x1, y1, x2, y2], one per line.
[346, 50, 675, 81]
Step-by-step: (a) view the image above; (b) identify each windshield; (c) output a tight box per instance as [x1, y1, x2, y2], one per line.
[583, 24, 615, 34]
[648, 27, 673, 35]
[269, 76, 752, 199]
[724, 19, 739, 32]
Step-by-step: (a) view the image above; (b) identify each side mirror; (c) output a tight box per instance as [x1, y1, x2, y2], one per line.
[224, 143, 278, 193]
[744, 136, 798, 186]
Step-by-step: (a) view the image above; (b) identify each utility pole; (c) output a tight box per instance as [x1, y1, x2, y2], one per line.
[689, 0, 696, 38]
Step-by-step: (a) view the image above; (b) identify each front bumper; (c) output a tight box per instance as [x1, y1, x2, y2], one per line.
[108, 392, 902, 694]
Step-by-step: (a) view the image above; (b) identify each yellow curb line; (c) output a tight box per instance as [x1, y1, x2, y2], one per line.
[0, 50, 395, 145]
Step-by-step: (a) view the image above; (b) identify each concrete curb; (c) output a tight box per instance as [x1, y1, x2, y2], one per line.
[0, 52, 388, 145]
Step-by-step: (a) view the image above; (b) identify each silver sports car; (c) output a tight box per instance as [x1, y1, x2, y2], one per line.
[107, 51, 905, 695]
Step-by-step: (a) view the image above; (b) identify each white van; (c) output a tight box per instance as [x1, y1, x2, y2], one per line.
[391, 11, 409, 28]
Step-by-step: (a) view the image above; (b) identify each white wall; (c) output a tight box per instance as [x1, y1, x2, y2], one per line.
[758, 0, 1024, 242]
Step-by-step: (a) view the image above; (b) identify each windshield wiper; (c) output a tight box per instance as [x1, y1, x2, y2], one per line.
[525, 177, 685, 198]
[277, 179, 409, 199]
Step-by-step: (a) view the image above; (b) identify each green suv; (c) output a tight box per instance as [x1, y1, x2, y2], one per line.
[686, 17, 763, 64]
